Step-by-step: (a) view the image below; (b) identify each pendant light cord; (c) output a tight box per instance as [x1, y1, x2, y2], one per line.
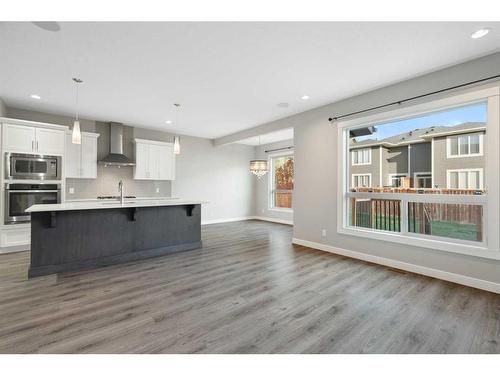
[72, 77, 83, 121]
[174, 103, 180, 134]
[75, 82, 79, 121]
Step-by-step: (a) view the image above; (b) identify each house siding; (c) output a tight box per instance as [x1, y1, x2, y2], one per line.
[410, 142, 432, 182]
[433, 131, 486, 188]
[349, 146, 380, 187]
[382, 146, 408, 186]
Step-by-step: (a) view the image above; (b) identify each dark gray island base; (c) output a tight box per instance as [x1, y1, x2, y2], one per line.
[28, 203, 202, 277]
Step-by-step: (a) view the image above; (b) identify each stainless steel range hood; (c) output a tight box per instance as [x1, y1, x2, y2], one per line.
[98, 122, 135, 167]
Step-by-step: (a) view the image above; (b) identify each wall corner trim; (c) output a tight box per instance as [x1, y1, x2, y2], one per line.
[291, 237, 500, 294]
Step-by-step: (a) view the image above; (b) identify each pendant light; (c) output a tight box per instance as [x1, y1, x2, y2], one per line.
[173, 103, 181, 155]
[250, 136, 268, 179]
[72, 78, 83, 144]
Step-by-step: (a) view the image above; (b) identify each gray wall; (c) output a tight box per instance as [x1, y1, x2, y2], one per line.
[409, 142, 432, 178]
[4, 107, 255, 223]
[254, 139, 294, 223]
[0, 98, 7, 117]
[383, 146, 408, 178]
[433, 132, 486, 188]
[254, 51, 500, 285]
[172, 136, 255, 223]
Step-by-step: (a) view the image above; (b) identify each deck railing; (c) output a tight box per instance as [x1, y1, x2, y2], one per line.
[348, 188, 485, 242]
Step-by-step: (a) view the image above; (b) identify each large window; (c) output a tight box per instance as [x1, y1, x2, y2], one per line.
[414, 173, 432, 188]
[352, 174, 371, 188]
[447, 169, 483, 189]
[351, 148, 371, 165]
[388, 174, 409, 188]
[269, 153, 294, 210]
[447, 133, 483, 158]
[338, 86, 500, 257]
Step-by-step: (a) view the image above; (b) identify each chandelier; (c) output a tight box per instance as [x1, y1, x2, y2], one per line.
[250, 136, 268, 179]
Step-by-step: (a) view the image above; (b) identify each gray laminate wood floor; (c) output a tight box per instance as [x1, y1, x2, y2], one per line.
[1, 220, 499, 353]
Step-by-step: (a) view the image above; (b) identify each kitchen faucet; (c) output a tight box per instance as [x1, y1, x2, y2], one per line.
[118, 180, 124, 204]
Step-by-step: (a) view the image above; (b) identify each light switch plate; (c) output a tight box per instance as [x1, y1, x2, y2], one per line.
[69, 187, 75, 194]
[156, 187, 160, 193]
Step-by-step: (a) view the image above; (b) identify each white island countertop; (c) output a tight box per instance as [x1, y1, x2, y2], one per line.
[26, 199, 208, 213]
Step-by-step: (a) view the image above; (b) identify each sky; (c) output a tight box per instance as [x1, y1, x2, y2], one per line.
[354, 102, 487, 142]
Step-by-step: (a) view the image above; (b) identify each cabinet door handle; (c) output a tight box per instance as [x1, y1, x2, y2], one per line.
[36, 141, 39, 151]
[32, 140, 34, 151]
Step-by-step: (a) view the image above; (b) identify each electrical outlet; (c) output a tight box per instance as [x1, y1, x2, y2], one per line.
[156, 187, 160, 193]
[262, 208, 265, 213]
[321, 229, 327, 238]
[69, 187, 75, 194]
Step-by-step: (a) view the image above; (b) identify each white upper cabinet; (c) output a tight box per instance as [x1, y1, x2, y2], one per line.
[65, 133, 81, 178]
[3, 124, 36, 153]
[158, 143, 175, 180]
[35, 128, 65, 155]
[65, 132, 99, 179]
[80, 133, 98, 178]
[133, 139, 175, 180]
[3, 123, 65, 155]
[134, 141, 150, 179]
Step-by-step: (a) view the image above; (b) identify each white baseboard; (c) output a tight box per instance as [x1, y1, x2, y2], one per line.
[0, 244, 30, 254]
[201, 216, 253, 225]
[252, 216, 293, 225]
[292, 237, 500, 294]
[202, 216, 293, 226]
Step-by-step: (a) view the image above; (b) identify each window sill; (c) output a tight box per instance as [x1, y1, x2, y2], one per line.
[268, 208, 293, 213]
[446, 153, 483, 159]
[337, 226, 500, 260]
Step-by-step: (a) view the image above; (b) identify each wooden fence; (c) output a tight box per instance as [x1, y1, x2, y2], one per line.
[275, 191, 292, 209]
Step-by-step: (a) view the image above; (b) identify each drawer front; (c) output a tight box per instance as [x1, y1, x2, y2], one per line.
[1, 226, 31, 247]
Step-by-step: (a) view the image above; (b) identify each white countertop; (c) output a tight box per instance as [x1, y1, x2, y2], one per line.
[26, 198, 208, 213]
[65, 196, 176, 202]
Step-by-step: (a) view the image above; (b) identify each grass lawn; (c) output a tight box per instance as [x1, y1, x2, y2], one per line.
[352, 213, 479, 241]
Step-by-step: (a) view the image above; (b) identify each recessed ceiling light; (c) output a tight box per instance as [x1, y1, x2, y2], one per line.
[277, 102, 290, 108]
[301, 95, 310, 100]
[30, 94, 41, 100]
[166, 120, 172, 124]
[471, 28, 490, 39]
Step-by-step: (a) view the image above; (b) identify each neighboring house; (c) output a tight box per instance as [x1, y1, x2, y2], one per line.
[349, 122, 486, 190]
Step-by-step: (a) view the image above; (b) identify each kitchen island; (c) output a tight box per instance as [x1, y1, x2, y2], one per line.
[26, 199, 206, 277]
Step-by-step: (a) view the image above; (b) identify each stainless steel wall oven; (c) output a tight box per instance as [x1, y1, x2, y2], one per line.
[5, 183, 61, 224]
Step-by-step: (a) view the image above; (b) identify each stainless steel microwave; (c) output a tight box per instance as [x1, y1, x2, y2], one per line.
[5, 153, 62, 181]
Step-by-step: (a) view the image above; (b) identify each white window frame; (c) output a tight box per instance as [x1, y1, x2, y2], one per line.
[351, 148, 372, 165]
[446, 132, 484, 158]
[387, 173, 409, 187]
[413, 172, 432, 188]
[337, 85, 500, 259]
[352, 173, 372, 188]
[268, 151, 294, 212]
[446, 168, 484, 189]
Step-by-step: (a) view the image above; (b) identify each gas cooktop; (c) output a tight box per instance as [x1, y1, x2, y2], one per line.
[97, 195, 137, 200]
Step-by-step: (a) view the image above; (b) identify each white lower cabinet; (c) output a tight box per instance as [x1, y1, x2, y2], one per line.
[133, 139, 175, 180]
[65, 132, 99, 178]
[0, 226, 31, 247]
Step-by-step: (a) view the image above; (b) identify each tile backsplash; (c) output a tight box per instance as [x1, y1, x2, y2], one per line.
[66, 165, 172, 199]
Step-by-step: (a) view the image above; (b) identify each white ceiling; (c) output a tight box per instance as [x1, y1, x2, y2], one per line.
[0, 22, 499, 140]
[237, 128, 293, 146]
